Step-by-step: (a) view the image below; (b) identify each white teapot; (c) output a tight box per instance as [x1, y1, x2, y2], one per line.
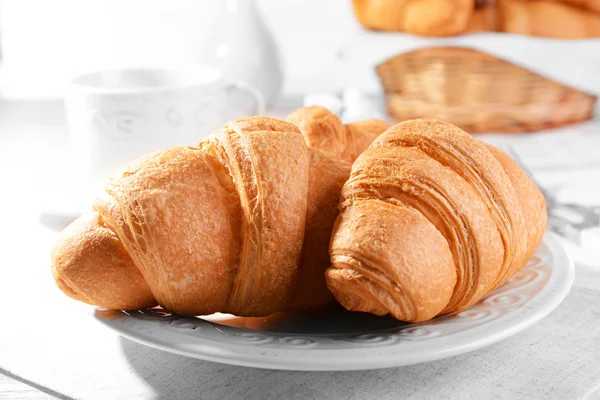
[199, 0, 284, 108]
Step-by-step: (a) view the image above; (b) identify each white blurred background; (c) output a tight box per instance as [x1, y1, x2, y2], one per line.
[0, 0, 356, 99]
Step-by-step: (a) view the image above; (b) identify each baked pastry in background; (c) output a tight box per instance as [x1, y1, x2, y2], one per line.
[498, 0, 600, 39]
[352, 0, 600, 38]
[352, 0, 475, 36]
[51, 109, 388, 316]
[466, 1, 497, 32]
[326, 118, 547, 322]
[525, 0, 600, 14]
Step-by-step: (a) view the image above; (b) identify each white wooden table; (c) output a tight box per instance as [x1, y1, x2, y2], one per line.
[1, 100, 599, 399]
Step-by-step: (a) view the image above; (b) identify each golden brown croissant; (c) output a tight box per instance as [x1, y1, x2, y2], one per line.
[352, 0, 475, 36]
[51, 109, 388, 316]
[326, 119, 546, 322]
[466, 2, 497, 33]
[287, 106, 390, 163]
[525, 0, 600, 14]
[498, 0, 600, 39]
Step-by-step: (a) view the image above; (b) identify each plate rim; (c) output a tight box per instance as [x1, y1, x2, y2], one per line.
[93, 232, 575, 371]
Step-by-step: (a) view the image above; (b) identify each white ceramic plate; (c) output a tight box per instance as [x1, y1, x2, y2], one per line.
[94, 233, 574, 371]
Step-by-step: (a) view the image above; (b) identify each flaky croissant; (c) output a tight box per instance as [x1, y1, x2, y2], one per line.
[352, 0, 475, 36]
[498, 0, 600, 39]
[51, 108, 388, 316]
[465, 2, 497, 33]
[524, 0, 600, 14]
[326, 119, 546, 322]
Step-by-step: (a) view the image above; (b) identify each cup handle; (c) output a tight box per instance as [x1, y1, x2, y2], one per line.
[224, 82, 266, 116]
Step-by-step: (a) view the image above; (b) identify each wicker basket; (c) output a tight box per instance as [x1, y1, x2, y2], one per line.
[376, 47, 597, 133]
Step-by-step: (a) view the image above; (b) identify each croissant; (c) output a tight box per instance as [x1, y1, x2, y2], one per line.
[51, 108, 388, 316]
[524, 0, 600, 14]
[466, 1, 497, 33]
[286, 107, 389, 310]
[326, 119, 546, 322]
[352, 0, 475, 37]
[497, 0, 600, 39]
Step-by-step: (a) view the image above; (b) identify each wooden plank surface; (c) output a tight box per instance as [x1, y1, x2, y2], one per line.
[0, 372, 60, 399]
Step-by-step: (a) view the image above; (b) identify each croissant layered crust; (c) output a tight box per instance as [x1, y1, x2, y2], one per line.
[287, 149, 351, 310]
[199, 118, 310, 315]
[287, 106, 390, 163]
[94, 146, 245, 315]
[51, 108, 389, 316]
[286, 107, 388, 310]
[327, 119, 546, 322]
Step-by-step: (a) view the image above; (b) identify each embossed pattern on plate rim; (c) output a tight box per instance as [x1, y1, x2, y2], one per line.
[93, 233, 574, 371]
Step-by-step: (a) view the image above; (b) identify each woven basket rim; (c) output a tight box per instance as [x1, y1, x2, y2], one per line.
[376, 46, 598, 99]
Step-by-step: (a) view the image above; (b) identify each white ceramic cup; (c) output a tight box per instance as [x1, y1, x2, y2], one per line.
[64, 66, 264, 189]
